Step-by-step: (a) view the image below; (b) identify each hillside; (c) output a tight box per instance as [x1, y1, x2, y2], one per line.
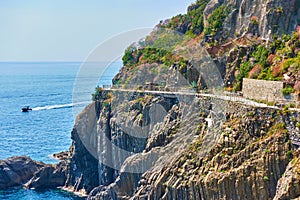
[2, 0, 300, 200]
[68, 0, 300, 199]
[117, 0, 300, 95]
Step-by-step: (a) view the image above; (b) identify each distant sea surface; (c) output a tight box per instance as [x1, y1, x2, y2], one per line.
[0, 62, 121, 199]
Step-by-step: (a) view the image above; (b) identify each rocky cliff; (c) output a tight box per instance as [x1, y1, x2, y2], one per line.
[204, 0, 300, 40]
[3, 91, 299, 199]
[0, 156, 44, 190]
[59, 1, 300, 198]
[1, 0, 300, 199]
[62, 89, 300, 200]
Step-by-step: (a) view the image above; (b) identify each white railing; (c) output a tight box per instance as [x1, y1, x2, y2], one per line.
[101, 84, 300, 108]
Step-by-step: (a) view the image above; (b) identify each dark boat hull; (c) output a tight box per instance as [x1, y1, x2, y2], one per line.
[22, 107, 32, 112]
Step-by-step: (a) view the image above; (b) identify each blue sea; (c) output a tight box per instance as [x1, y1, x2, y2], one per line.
[0, 62, 121, 199]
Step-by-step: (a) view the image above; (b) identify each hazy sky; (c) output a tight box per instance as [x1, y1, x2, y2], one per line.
[0, 0, 194, 62]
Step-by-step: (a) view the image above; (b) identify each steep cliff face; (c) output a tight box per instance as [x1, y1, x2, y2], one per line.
[131, 106, 299, 199]
[204, 0, 300, 89]
[204, 0, 300, 39]
[274, 151, 300, 200]
[64, 103, 99, 194]
[59, 0, 300, 199]
[119, 0, 300, 91]
[67, 91, 203, 199]
[64, 89, 300, 199]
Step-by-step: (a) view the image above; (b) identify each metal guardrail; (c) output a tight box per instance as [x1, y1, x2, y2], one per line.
[102, 84, 112, 89]
[101, 84, 300, 108]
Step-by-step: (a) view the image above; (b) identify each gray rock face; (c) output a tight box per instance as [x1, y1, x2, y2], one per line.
[0, 156, 44, 190]
[64, 102, 100, 194]
[24, 161, 67, 189]
[205, 0, 300, 39]
[274, 151, 300, 200]
[5, 0, 298, 198]
[63, 90, 300, 200]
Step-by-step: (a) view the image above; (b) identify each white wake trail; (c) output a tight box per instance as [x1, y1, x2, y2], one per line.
[32, 101, 90, 111]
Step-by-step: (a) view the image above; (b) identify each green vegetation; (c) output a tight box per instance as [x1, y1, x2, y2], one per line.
[120, 1, 232, 90]
[250, 16, 259, 25]
[122, 47, 169, 68]
[234, 61, 252, 91]
[102, 101, 110, 108]
[191, 81, 198, 89]
[263, 176, 269, 181]
[121, 43, 190, 84]
[267, 123, 287, 136]
[246, 111, 255, 117]
[282, 85, 294, 96]
[276, 6, 283, 14]
[204, 5, 230, 36]
[92, 86, 103, 101]
[164, 0, 209, 37]
[252, 45, 271, 67]
[286, 150, 293, 158]
[122, 0, 300, 96]
[147, 31, 185, 50]
[234, 31, 300, 91]
[264, 148, 270, 153]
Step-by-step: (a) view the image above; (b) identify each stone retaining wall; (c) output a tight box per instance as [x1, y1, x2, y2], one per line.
[242, 78, 285, 102]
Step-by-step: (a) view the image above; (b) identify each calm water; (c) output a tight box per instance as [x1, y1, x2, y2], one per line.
[0, 62, 121, 199]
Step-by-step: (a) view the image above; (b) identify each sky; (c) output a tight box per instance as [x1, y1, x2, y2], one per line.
[0, 0, 195, 62]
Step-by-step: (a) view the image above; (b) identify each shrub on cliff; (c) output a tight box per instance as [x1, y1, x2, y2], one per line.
[282, 85, 294, 96]
[92, 86, 103, 101]
[164, 0, 209, 36]
[234, 61, 252, 91]
[252, 45, 271, 67]
[203, 5, 230, 36]
[248, 64, 262, 79]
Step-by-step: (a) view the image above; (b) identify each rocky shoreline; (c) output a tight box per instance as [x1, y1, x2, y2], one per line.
[1, 0, 300, 199]
[0, 156, 44, 190]
[1, 95, 300, 199]
[0, 155, 68, 191]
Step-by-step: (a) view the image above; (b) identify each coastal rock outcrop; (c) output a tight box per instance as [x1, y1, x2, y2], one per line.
[64, 102, 100, 195]
[274, 152, 300, 200]
[131, 106, 299, 199]
[2, 0, 300, 199]
[62, 87, 300, 199]
[0, 156, 44, 190]
[24, 161, 68, 189]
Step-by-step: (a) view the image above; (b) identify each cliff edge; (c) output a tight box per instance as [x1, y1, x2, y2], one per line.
[1, 0, 300, 199]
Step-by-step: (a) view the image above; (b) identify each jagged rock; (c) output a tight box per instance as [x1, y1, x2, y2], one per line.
[64, 102, 99, 194]
[130, 106, 298, 200]
[24, 161, 67, 189]
[8, 0, 298, 199]
[53, 151, 70, 161]
[88, 185, 118, 200]
[0, 156, 44, 190]
[80, 92, 299, 199]
[206, 0, 300, 39]
[45, 82, 300, 200]
[274, 152, 300, 200]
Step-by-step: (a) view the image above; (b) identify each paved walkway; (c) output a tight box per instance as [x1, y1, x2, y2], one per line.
[107, 87, 300, 110]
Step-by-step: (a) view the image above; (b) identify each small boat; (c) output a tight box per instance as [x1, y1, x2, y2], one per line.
[22, 106, 32, 112]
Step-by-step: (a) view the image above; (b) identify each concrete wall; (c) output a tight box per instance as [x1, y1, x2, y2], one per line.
[242, 78, 285, 102]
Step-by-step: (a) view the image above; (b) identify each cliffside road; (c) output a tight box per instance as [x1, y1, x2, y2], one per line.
[106, 87, 299, 110]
